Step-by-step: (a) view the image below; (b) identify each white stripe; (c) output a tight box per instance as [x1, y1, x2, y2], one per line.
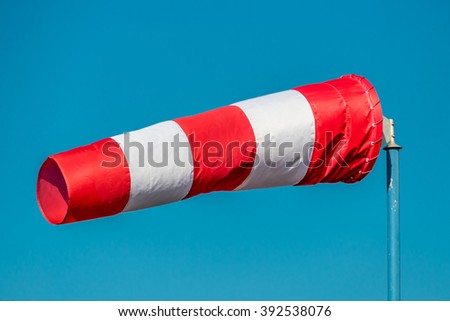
[233, 90, 315, 190]
[112, 121, 193, 212]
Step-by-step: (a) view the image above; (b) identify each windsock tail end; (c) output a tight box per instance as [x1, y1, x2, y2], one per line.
[37, 138, 131, 224]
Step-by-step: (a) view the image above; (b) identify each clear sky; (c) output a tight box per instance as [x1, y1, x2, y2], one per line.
[1, 0, 449, 300]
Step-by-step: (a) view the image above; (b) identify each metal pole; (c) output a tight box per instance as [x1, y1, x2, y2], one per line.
[383, 118, 402, 301]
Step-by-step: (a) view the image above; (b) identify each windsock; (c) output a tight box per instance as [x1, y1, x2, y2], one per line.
[37, 74, 383, 224]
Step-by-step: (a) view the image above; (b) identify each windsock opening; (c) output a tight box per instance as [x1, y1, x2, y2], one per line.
[37, 158, 69, 224]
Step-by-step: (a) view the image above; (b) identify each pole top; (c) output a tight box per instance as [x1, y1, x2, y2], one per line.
[382, 117, 402, 150]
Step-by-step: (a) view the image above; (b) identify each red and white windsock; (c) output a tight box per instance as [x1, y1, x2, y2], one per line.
[37, 74, 383, 224]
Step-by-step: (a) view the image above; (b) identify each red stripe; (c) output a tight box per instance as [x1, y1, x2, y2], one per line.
[36, 138, 131, 224]
[174, 106, 256, 198]
[294, 74, 383, 185]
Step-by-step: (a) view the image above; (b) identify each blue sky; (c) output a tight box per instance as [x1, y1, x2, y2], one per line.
[1, 0, 449, 300]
